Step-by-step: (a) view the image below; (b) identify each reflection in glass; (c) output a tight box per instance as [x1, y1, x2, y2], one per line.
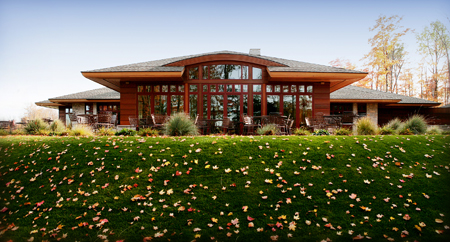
[203, 84, 208, 92]
[202, 66, 208, 79]
[235, 85, 241, 92]
[178, 85, 184, 92]
[170, 85, 176, 92]
[299, 95, 312, 125]
[210, 65, 225, 79]
[162, 85, 168, 92]
[209, 65, 242, 79]
[189, 84, 198, 92]
[267, 95, 280, 114]
[210, 95, 224, 119]
[298, 85, 305, 92]
[243, 95, 248, 116]
[154, 95, 167, 114]
[146, 86, 152, 92]
[242, 66, 248, 79]
[283, 95, 296, 120]
[203, 95, 208, 118]
[266, 85, 272, 92]
[189, 67, 199, 79]
[253, 84, 261, 92]
[154, 85, 160, 92]
[218, 85, 224, 92]
[274, 85, 281, 92]
[253, 95, 262, 116]
[307, 85, 313, 93]
[227, 85, 233, 92]
[252, 67, 262, 79]
[137, 85, 144, 92]
[283, 85, 289, 92]
[189, 94, 198, 118]
[290, 85, 296, 93]
[210, 84, 216, 92]
[227, 95, 240, 122]
[171, 95, 184, 114]
[243, 85, 248, 92]
[138, 95, 151, 119]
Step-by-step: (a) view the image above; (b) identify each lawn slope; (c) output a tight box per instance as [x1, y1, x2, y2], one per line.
[0, 135, 449, 242]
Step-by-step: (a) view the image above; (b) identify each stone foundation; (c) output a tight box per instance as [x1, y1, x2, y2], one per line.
[367, 103, 378, 125]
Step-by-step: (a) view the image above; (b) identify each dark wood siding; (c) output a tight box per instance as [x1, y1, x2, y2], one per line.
[59, 106, 66, 124]
[120, 82, 137, 125]
[313, 82, 330, 116]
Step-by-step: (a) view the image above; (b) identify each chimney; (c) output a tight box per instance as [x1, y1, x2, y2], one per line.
[249, 48, 261, 56]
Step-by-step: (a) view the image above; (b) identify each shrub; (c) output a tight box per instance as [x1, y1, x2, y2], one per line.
[426, 125, 442, 135]
[402, 115, 427, 134]
[398, 127, 414, 135]
[24, 119, 48, 135]
[138, 128, 159, 137]
[115, 128, 137, 136]
[334, 128, 352, 135]
[11, 129, 26, 135]
[70, 125, 94, 136]
[97, 127, 116, 136]
[385, 118, 403, 131]
[256, 124, 280, 135]
[293, 127, 310, 136]
[163, 113, 199, 136]
[49, 119, 66, 133]
[0, 129, 9, 136]
[355, 116, 378, 135]
[312, 129, 330, 136]
[379, 126, 396, 135]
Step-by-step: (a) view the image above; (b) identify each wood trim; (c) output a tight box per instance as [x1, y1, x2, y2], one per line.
[165, 54, 287, 67]
[36, 102, 64, 107]
[82, 72, 183, 79]
[331, 99, 401, 103]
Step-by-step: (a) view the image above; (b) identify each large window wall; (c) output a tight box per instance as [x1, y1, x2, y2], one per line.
[137, 84, 184, 118]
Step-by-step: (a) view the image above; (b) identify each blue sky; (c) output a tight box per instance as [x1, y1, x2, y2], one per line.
[0, 0, 449, 120]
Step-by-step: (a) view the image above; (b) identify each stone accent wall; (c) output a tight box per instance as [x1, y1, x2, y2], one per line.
[72, 103, 85, 115]
[367, 103, 378, 125]
[93, 103, 97, 115]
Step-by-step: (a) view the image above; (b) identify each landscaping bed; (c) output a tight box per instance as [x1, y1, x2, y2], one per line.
[0, 135, 449, 241]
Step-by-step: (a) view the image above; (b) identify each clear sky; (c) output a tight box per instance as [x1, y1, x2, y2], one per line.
[0, 0, 449, 120]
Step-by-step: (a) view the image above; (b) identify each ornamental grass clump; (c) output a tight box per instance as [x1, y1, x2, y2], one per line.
[137, 127, 159, 137]
[256, 123, 279, 135]
[49, 119, 65, 133]
[402, 115, 427, 134]
[355, 116, 378, 135]
[379, 126, 396, 135]
[24, 119, 48, 135]
[426, 125, 442, 135]
[385, 118, 403, 131]
[334, 127, 352, 135]
[163, 112, 199, 136]
[70, 124, 94, 136]
[293, 127, 310, 136]
[97, 127, 116, 136]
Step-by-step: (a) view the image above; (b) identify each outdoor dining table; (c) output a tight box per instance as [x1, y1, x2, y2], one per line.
[77, 114, 98, 127]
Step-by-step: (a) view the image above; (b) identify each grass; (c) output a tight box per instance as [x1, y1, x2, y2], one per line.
[0, 135, 449, 242]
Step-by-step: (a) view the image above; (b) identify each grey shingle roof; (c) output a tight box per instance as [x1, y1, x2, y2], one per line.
[49, 88, 120, 100]
[331, 86, 440, 105]
[83, 50, 366, 74]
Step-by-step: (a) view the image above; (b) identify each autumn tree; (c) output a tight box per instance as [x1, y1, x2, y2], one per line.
[329, 58, 371, 88]
[22, 103, 58, 122]
[362, 15, 411, 92]
[416, 20, 449, 103]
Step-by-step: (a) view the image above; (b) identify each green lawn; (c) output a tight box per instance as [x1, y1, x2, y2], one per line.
[0, 135, 449, 242]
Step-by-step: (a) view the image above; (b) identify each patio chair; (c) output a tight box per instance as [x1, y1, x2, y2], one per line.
[342, 111, 355, 127]
[69, 113, 78, 124]
[151, 114, 167, 130]
[196, 119, 209, 135]
[286, 119, 295, 135]
[97, 114, 113, 129]
[218, 117, 235, 135]
[77, 115, 89, 125]
[110, 114, 118, 127]
[275, 116, 287, 135]
[243, 115, 259, 135]
[128, 116, 139, 130]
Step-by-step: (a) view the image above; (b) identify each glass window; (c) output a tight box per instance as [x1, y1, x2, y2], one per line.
[202, 66, 208, 79]
[137, 85, 144, 92]
[85, 103, 93, 114]
[298, 85, 305, 92]
[189, 94, 198, 119]
[307, 85, 313, 93]
[243, 95, 248, 115]
[154, 95, 167, 114]
[290, 85, 297, 93]
[203, 95, 208, 118]
[154, 85, 161, 92]
[227, 95, 240, 122]
[267, 95, 280, 114]
[203, 84, 208, 92]
[178, 85, 184, 92]
[189, 67, 199, 79]
[146, 86, 152, 92]
[252, 67, 262, 79]
[189, 84, 198, 92]
[170, 85, 177, 92]
[253, 95, 262, 116]
[225, 65, 241, 79]
[171, 95, 184, 114]
[227, 85, 233, 92]
[283, 95, 296, 120]
[162, 85, 168, 92]
[299, 95, 313, 125]
[235, 84, 241, 92]
[274, 85, 281, 92]
[266, 85, 273, 92]
[242, 66, 248, 79]
[210, 95, 224, 119]
[243, 85, 248, 92]
[253, 84, 261, 93]
[283, 85, 289, 93]
[218, 84, 224, 92]
[210, 65, 225, 79]
[138, 95, 151, 119]
[210, 84, 216, 92]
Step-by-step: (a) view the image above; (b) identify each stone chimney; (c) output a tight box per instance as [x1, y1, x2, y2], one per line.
[249, 49, 261, 56]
